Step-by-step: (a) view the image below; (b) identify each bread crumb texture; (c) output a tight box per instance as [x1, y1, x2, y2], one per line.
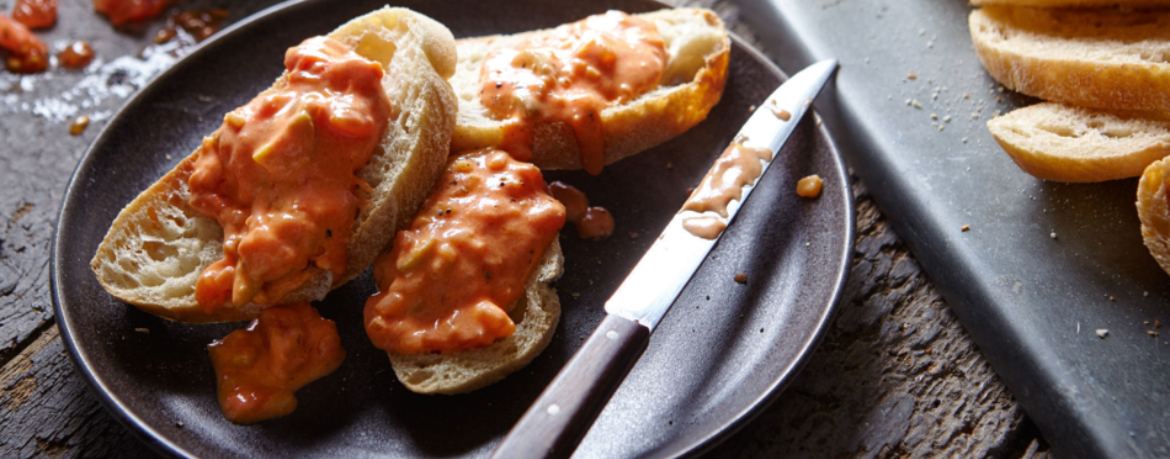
[969, 6, 1170, 111]
[988, 102, 1170, 182]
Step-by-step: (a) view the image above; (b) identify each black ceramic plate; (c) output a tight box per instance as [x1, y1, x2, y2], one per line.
[51, 0, 852, 457]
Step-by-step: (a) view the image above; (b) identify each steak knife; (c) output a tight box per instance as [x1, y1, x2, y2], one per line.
[491, 59, 839, 459]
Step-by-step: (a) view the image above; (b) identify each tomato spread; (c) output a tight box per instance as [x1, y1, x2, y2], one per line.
[58, 41, 95, 69]
[208, 302, 344, 424]
[681, 141, 773, 239]
[93, 0, 169, 26]
[189, 36, 390, 311]
[479, 11, 666, 175]
[13, 0, 56, 29]
[365, 149, 565, 354]
[548, 181, 614, 240]
[0, 13, 47, 73]
[154, 8, 228, 44]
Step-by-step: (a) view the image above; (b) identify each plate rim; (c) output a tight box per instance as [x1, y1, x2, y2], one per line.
[49, 1, 855, 457]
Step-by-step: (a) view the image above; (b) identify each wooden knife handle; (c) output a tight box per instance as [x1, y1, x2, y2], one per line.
[490, 314, 651, 459]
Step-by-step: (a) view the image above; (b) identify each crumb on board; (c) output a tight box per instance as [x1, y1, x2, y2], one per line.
[907, 73, 917, 80]
[134, 328, 150, 334]
[1157, 319, 1163, 328]
[1149, 330, 1160, 337]
[961, 224, 970, 232]
[1096, 329, 1109, 339]
[734, 273, 748, 284]
[70, 115, 90, 135]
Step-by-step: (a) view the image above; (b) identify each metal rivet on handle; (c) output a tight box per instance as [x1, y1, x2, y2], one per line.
[605, 330, 619, 340]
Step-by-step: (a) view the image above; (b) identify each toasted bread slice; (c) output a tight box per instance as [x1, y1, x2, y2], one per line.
[988, 102, 1170, 182]
[971, 0, 1170, 6]
[1138, 157, 1170, 276]
[449, 8, 730, 169]
[387, 238, 564, 394]
[969, 6, 1170, 111]
[90, 7, 457, 323]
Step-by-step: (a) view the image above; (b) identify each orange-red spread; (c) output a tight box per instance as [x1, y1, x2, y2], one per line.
[13, 0, 56, 29]
[93, 0, 169, 26]
[208, 302, 345, 424]
[364, 149, 566, 354]
[154, 7, 229, 44]
[479, 11, 666, 175]
[0, 13, 47, 73]
[682, 141, 773, 239]
[189, 36, 390, 311]
[58, 41, 95, 69]
[548, 181, 614, 240]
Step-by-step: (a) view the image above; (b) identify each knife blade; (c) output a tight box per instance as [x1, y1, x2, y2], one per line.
[490, 59, 839, 459]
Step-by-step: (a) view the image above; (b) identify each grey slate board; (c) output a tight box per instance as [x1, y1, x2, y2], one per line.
[732, 0, 1170, 457]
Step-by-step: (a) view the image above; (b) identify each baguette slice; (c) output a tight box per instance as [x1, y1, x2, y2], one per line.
[988, 102, 1170, 182]
[1138, 157, 1170, 276]
[449, 8, 730, 169]
[90, 7, 458, 323]
[971, 0, 1170, 7]
[969, 6, 1170, 111]
[387, 238, 564, 394]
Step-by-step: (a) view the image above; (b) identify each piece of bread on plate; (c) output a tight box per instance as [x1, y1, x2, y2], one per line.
[387, 239, 564, 394]
[89, 7, 457, 323]
[969, 6, 1170, 112]
[988, 102, 1170, 182]
[449, 7, 730, 170]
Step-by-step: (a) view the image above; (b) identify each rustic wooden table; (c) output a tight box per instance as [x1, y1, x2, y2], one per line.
[0, 0, 1052, 457]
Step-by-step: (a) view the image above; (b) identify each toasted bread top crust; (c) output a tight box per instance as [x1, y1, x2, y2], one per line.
[1138, 158, 1170, 277]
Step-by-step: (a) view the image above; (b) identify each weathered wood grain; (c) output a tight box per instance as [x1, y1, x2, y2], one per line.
[0, 326, 154, 458]
[0, 0, 1050, 457]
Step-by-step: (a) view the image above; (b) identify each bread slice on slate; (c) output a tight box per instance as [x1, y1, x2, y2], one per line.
[969, 6, 1170, 111]
[1138, 157, 1170, 276]
[988, 102, 1170, 182]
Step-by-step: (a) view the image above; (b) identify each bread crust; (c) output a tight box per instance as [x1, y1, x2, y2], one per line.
[969, 6, 1170, 112]
[1138, 158, 1170, 276]
[449, 8, 730, 169]
[90, 7, 457, 323]
[387, 238, 564, 394]
[988, 102, 1170, 182]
